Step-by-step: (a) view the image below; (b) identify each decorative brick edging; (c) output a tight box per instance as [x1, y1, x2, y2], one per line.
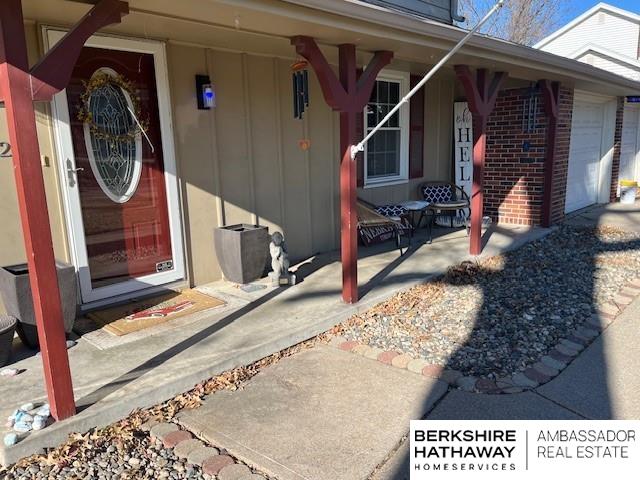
[330, 278, 640, 394]
[141, 420, 265, 479]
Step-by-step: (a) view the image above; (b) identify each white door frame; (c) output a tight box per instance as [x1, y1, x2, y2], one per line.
[44, 28, 185, 305]
[622, 103, 640, 183]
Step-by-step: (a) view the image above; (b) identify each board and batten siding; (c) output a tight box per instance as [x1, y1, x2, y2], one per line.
[168, 44, 340, 286]
[168, 43, 454, 286]
[538, 10, 640, 60]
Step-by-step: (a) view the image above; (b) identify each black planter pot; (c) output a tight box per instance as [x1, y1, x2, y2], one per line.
[213, 224, 269, 284]
[0, 261, 77, 349]
[0, 315, 17, 367]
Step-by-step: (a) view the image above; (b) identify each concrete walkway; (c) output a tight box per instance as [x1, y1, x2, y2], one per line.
[176, 293, 640, 480]
[179, 346, 448, 480]
[565, 200, 640, 231]
[0, 224, 549, 466]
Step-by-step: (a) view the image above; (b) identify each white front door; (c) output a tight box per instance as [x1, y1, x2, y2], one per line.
[46, 30, 185, 306]
[619, 104, 640, 184]
[565, 99, 605, 213]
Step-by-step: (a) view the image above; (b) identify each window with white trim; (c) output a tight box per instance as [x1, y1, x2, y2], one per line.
[364, 71, 410, 187]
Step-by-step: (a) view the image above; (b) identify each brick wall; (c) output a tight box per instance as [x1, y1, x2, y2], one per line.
[609, 97, 625, 203]
[482, 86, 574, 226]
[484, 88, 547, 225]
[549, 87, 573, 225]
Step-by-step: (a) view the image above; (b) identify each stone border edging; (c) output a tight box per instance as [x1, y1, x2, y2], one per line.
[141, 420, 265, 479]
[329, 277, 640, 394]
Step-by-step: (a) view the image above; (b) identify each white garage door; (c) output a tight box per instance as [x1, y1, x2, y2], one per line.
[619, 104, 640, 183]
[565, 100, 605, 213]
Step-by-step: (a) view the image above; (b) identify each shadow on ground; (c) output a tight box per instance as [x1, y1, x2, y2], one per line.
[381, 203, 640, 479]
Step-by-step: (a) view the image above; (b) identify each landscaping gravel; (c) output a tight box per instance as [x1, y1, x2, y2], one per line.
[2, 433, 209, 480]
[337, 225, 640, 379]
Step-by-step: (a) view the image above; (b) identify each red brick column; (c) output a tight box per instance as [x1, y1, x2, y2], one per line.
[483, 86, 574, 226]
[609, 97, 625, 203]
[484, 88, 546, 225]
[549, 87, 574, 225]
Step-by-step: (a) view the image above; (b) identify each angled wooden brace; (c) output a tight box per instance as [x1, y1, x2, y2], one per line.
[291, 36, 349, 110]
[31, 0, 129, 101]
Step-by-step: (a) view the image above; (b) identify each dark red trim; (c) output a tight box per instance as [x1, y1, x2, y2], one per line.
[540, 80, 560, 228]
[291, 37, 392, 303]
[409, 74, 425, 179]
[454, 66, 507, 255]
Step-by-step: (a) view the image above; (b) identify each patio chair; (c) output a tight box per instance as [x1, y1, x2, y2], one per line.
[418, 182, 471, 242]
[356, 199, 412, 255]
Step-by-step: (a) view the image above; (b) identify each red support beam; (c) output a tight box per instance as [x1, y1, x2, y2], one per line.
[292, 36, 392, 303]
[539, 80, 560, 228]
[454, 66, 507, 255]
[0, 0, 127, 420]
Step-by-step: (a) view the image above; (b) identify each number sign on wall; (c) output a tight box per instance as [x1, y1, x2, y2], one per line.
[453, 102, 473, 198]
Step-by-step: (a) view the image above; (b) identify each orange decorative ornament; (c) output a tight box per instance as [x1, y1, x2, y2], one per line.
[298, 139, 311, 151]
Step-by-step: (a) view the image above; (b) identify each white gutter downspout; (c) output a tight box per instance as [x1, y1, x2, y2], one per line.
[350, 0, 506, 160]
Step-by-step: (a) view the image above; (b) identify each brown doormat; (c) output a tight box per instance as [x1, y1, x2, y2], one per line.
[86, 289, 225, 336]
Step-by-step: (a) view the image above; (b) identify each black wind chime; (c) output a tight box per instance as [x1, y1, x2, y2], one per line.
[291, 59, 309, 119]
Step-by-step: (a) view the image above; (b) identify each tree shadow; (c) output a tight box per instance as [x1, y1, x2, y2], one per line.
[381, 217, 640, 478]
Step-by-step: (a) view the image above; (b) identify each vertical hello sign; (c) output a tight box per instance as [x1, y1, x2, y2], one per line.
[454, 102, 473, 198]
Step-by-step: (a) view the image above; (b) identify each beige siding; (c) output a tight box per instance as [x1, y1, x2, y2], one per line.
[167, 44, 222, 285]
[168, 45, 344, 285]
[1, 22, 453, 292]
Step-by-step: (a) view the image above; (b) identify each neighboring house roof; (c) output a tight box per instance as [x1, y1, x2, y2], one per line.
[570, 44, 640, 70]
[534, 2, 640, 50]
[280, 0, 640, 95]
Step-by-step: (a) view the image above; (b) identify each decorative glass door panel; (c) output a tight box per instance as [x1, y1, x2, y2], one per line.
[65, 46, 173, 289]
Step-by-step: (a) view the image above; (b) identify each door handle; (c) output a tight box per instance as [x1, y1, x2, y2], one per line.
[66, 159, 83, 187]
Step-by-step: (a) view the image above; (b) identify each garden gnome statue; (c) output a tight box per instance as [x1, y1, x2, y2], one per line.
[269, 232, 296, 286]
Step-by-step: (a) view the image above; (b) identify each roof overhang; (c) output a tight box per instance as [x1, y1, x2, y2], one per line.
[276, 0, 640, 96]
[27, 0, 640, 96]
[571, 45, 640, 71]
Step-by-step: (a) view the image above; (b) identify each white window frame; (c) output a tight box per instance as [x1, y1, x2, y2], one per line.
[363, 69, 410, 188]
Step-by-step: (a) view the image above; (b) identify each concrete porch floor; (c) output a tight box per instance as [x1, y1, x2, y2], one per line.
[0, 223, 552, 466]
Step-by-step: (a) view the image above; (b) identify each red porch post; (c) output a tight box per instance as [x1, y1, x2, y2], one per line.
[291, 37, 392, 303]
[338, 44, 359, 304]
[539, 80, 560, 228]
[0, 0, 127, 420]
[454, 66, 507, 255]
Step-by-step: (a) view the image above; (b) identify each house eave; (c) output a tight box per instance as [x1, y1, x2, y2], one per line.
[276, 0, 640, 96]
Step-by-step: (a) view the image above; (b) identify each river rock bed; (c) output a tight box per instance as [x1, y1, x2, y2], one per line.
[2, 432, 210, 480]
[337, 225, 640, 379]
